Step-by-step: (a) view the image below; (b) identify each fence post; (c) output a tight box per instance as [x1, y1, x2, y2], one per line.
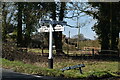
[118, 44, 120, 57]
[118, 45, 120, 73]
[67, 46, 69, 55]
[41, 47, 44, 56]
[92, 49, 94, 58]
[67, 31, 70, 55]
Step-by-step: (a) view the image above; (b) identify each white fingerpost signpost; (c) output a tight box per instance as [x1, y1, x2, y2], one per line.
[38, 19, 66, 69]
[48, 23, 53, 69]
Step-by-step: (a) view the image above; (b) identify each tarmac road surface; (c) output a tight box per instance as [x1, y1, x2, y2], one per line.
[1, 68, 120, 80]
[0, 68, 75, 80]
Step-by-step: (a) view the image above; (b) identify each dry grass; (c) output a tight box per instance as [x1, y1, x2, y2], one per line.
[31, 56, 119, 74]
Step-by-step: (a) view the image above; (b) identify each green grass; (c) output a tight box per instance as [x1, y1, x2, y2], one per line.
[78, 40, 101, 49]
[1, 58, 63, 77]
[28, 48, 74, 55]
[28, 48, 56, 54]
[1, 58, 119, 79]
[28, 48, 92, 55]
[54, 60, 119, 73]
[28, 48, 49, 53]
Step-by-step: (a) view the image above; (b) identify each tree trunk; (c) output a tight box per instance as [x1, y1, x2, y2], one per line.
[100, 21, 110, 54]
[2, 3, 7, 42]
[56, 2, 65, 54]
[101, 35, 110, 54]
[110, 3, 119, 54]
[111, 25, 119, 51]
[51, 2, 61, 54]
[24, 11, 31, 47]
[17, 3, 23, 47]
[52, 2, 65, 54]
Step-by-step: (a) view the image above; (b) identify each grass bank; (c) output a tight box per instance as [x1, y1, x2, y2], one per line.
[1, 58, 119, 79]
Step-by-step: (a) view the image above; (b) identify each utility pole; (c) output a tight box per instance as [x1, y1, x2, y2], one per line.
[69, 31, 70, 41]
[118, 33, 120, 73]
[77, 8, 80, 50]
[67, 31, 70, 54]
[77, 23, 80, 50]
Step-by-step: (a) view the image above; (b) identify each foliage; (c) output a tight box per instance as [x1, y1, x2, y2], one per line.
[2, 2, 51, 46]
[88, 2, 120, 51]
[2, 3, 15, 42]
[71, 34, 86, 41]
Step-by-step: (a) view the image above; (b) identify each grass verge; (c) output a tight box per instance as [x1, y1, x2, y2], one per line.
[1, 58, 119, 79]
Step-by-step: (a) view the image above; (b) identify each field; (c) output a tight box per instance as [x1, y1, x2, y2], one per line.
[28, 48, 98, 55]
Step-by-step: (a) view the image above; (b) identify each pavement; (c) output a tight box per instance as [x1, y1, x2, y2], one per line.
[0, 68, 77, 80]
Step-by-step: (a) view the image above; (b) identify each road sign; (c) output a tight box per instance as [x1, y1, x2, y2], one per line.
[54, 25, 64, 31]
[41, 20, 51, 24]
[41, 20, 67, 25]
[38, 26, 53, 32]
[38, 25, 64, 32]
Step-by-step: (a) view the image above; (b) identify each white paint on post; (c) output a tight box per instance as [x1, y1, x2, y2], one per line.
[48, 24, 53, 59]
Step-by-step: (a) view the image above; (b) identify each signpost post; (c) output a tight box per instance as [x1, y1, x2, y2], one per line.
[48, 24, 53, 69]
[38, 19, 66, 69]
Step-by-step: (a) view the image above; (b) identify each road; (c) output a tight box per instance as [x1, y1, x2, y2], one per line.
[1, 68, 120, 80]
[0, 68, 75, 80]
